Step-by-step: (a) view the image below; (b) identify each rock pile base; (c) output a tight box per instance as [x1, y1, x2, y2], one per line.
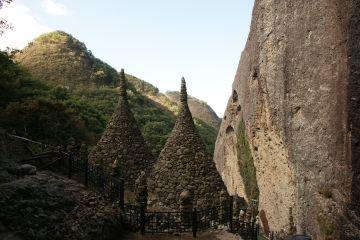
[0, 156, 127, 240]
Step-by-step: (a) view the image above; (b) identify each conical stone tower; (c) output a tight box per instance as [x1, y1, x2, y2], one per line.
[89, 69, 155, 190]
[148, 77, 227, 209]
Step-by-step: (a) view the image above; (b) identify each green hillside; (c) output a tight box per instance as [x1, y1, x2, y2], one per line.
[15, 31, 118, 88]
[165, 91, 221, 130]
[2, 30, 219, 156]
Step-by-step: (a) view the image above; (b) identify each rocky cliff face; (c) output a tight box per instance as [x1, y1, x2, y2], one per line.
[214, 1, 360, 239]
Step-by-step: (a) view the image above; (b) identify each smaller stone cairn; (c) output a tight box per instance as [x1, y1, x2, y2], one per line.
[134, 171, 148, 209]
[111, 159, 120, 177]
[239, 210, 245, 227]
[219, 189, 228, 204]
[219, 189, 229, 222]
[66, 137, 76, 154]
[179, 189, 193, 226]
[246, 206, 252, 223]
[233, 196, 240, 226]
[93, 145, 103, 168]
[79, 142, 87, 160]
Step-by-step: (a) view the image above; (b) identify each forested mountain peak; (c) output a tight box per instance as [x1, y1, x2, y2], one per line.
[15, 30, 119, 88]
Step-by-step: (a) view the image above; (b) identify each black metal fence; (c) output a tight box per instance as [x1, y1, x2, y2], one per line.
[57, 149, 125, 211]
[123, 198, 259, 239]
[15, 136, 260, 239]
[55, 150, 259, 239]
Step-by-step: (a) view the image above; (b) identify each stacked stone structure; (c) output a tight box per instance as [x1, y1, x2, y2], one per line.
[148, 78, 227, 209]
[79, 143, 87, 160]
[0, 128, 29, 164]
[66, 137, 76, 154]
[179, 189, 193, 225]
[89, 69, 155, 190]
[134, 171, 148, 208]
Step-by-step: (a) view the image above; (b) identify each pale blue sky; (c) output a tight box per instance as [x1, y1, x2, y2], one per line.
[1, 0, 254, 116]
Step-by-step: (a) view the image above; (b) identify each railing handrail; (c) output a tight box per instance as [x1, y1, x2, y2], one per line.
[8, 134, 61, 150]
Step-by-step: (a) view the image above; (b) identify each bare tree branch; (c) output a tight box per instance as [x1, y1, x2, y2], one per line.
[0, 0, 13, 36]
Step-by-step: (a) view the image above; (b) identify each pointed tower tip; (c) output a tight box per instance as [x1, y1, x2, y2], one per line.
[180, 77, 187, 103]
[119, 68, 127, 97]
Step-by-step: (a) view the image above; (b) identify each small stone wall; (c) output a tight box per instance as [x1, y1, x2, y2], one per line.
[0, 128, 29, 163]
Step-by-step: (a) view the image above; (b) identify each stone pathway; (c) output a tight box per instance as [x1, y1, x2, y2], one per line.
[123, 229, 243, 240]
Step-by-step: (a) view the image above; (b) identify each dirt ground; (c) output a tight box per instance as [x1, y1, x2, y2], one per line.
[123, 228, 244, 240]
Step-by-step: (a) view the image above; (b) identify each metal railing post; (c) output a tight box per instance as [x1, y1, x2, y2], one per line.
[58, 147, 62, 172]
[251, 221, 255, 240]
[140, 202, 145, 235]
[68, 151, 72, 179]
[109, 177, 113, 199]
[84, 157, 88, 186]
[229, 196, 233, 232]
[120, 178, 124, 211]
[192, 206, 197, 238]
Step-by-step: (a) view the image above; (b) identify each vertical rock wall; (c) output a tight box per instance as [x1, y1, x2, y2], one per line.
[88, 69, 155, 190]
[214, 100, 247, 201]
[214, 1, 360, 239]
[148, 78, 227, 209]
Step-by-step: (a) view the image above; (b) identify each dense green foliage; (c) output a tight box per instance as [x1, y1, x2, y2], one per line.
[194, 117, 218, 155]
[1, 30, 219, 156]
[236, 118, 259, 201]
[0, 50, 96, 145]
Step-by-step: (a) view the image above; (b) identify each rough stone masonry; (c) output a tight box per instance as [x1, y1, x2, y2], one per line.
[88, 69, 155, 190]
[148, 78, 227, 210]
[214, 1, 360, 239]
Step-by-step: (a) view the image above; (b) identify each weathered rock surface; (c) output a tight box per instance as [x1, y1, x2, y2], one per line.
[20, 164, 37, 175]
[88, 69, 155, 190]
[148, 78, 227, 209]
[214, 1, 360, 239]
[0, 161, 127, 239]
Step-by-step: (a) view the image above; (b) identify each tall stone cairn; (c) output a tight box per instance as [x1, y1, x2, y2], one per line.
[148, 77, 227, 209]
[88, 69, 155, 190]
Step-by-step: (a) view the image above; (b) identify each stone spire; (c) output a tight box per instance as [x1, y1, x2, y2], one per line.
[88, 69, 155, 190]
[119, 68, 127, 97]
[180, 77, 187, 104]
[148, 77, 227, 209]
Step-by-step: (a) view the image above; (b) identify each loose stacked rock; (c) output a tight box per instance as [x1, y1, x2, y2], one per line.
[148, 78, 227, 209]
[88, 69, 155, 190]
